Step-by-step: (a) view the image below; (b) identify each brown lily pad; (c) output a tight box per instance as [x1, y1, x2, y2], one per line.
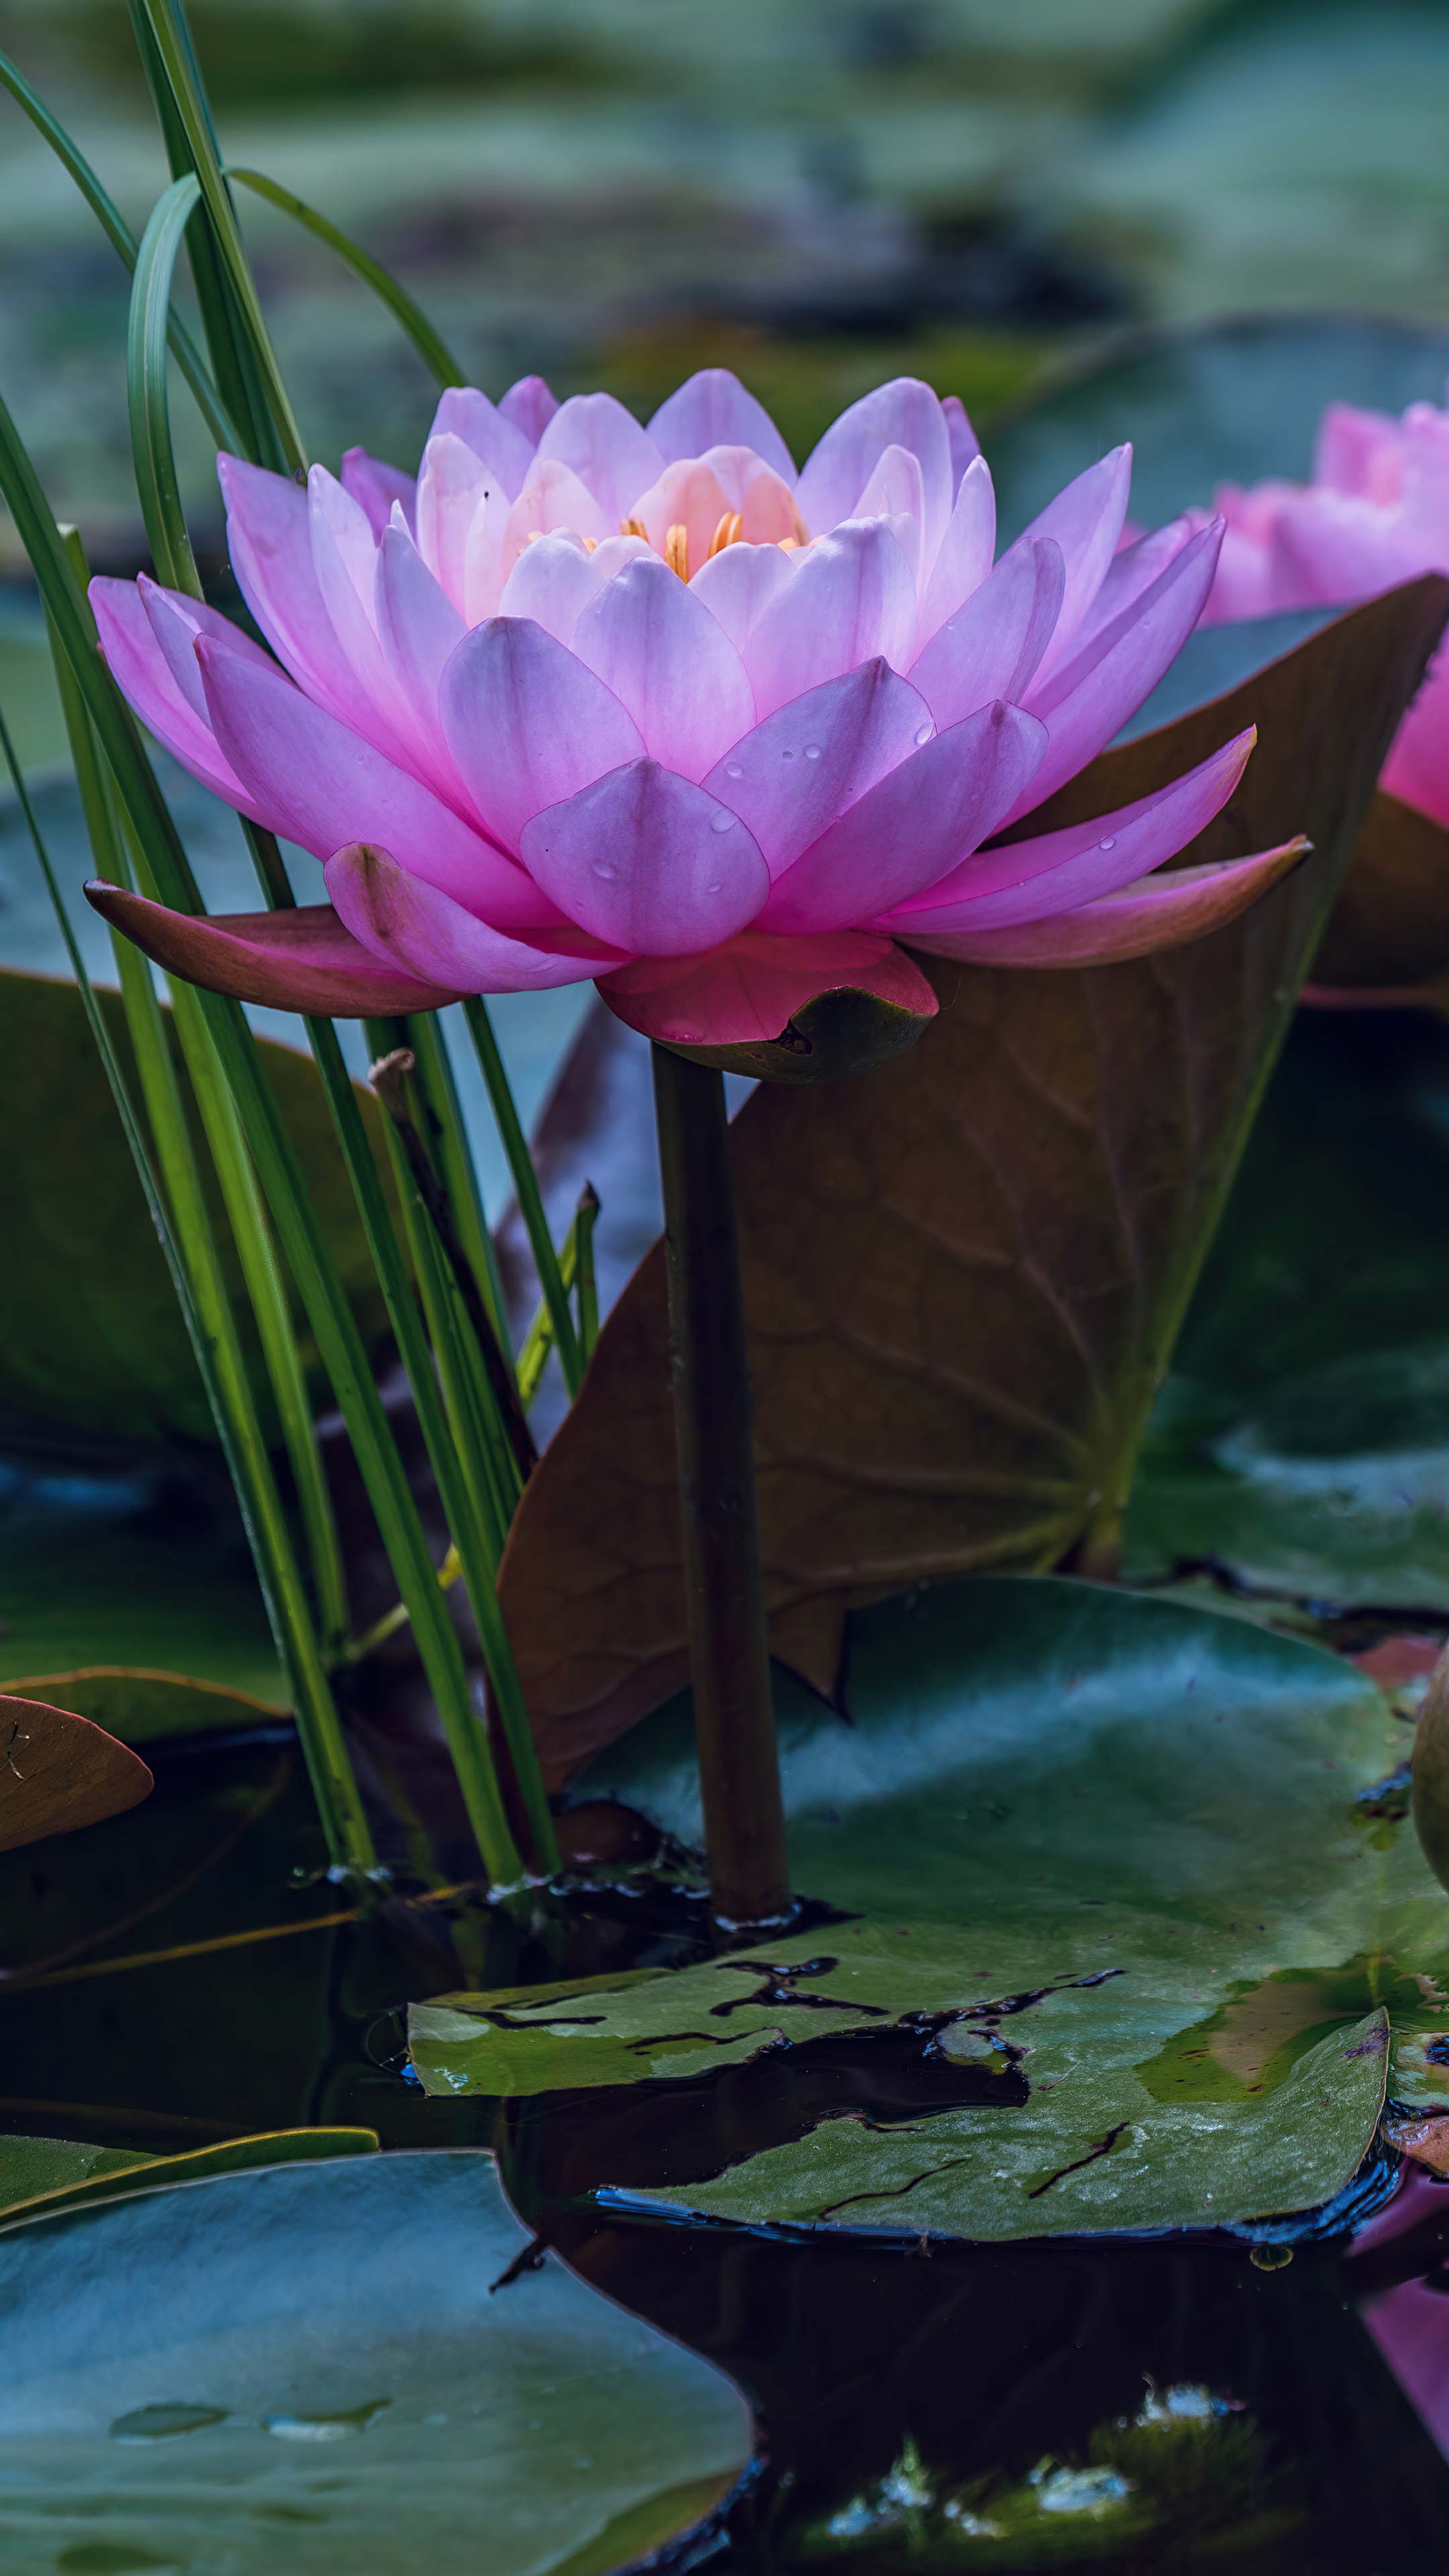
[1307, 787, 1449, 1008]
[0, 1693, 152, 1851]
[496, 578, 1449, 1785]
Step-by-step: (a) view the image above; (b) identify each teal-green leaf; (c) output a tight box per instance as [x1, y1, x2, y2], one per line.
[0, 2125, 375, 2233]
[0, 2151, 753, 2576]
[423, 1580, 1449, 2238]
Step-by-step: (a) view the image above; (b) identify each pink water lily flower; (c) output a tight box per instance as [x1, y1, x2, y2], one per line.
[87, 369, 1300, 1046]
[1192, 388, 1449, 832]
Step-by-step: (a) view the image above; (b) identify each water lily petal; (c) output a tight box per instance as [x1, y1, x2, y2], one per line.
[91, 577, 266, 817]
[440, 614, 646, 859]
[853, 442, 926, 582]
[327, 842, 611, 991]
[498, 374, 559, 445]
[689, 539, 797, 651]
[519, 759, 769, 955]
[197, 633, 545, 929]
[307, 465, 417, 766]
[647, 368, 796, 482]
[374, 521, 468, 780]
[219, 452, 377, 734]
[535, 392, 665, 526]
[1017, 445, 1133, 682]
[570, 555, 755, 778]
[943, 393, 980, 498]
[598, 926, 936, 1046]
[427, 385, 535, 498]
[904, 839, 1307, 967]
[908, 536, 1064, 731]
[702, 658, 935, 877]
[341, 445, 417, 540]
[496, 460, 612, 615]
[630, 449, 797, 573]
[796, 376, 953, 562]
[83, 881, 464, 1015]
[1063, 513, 1201, 665]
[764, 699, 1048, 932]
[1006, 518, 1225, 824]
[415, 430, 504, 619]
[497, 529, 606, 645]
[888, 726, 1256, 931]
[915, 455, 996, 651]
[743, 519, 918, 717]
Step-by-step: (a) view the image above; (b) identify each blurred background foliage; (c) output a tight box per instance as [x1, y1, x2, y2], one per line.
[3, 0, 1449, 578]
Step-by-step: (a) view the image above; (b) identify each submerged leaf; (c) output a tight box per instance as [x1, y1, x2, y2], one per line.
[0, 1692, 152, 1850]
[498, 584, 1449, 1775]
[0, 2152, 753, 2575]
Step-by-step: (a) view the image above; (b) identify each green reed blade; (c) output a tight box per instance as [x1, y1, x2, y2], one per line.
[462, 996, 583, 1397]
[229, 169, 466, 392]
[129, 172, 205, 596]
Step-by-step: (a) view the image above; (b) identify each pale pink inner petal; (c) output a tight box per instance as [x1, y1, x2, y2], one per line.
[688, 539, 797, 651]
[570, 555, 755, 780]
[796, 377, 953, 563]
[743, 519, 918, 717]
[416, 432, 502, 619]
[534, 392, 665, 527]
[439, 614, 645, 857]
[853, 443, 926, 583]
[327, 841, 608, 994]
[914, 454, 996, 652]
[341, 445, 417, 540]
[497, 531, 607, 647]
[428, 386, 535, 498]
[763, 699, 1047, 932]
[519, 759, 769, 954]
[1016, 446, 1133, 685]
[647, 368, 797, 482]
[495, 460, 612, 617]
[908, 537, 1064, 732]
[890, 725, 1255, 930]
[701, 658, 934, 877]
[498, 373, 559, 446]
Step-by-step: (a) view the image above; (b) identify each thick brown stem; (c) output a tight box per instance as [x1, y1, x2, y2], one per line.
[651, 1044, 791, 1939]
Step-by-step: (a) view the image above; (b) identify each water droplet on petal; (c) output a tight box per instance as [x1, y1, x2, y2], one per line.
[803, 743, 822, 761]
[1098, 837, 1116, 851]
[725, 762, 743, 778]
[590, 861, 619, 878]
[710, 811, 735, 833]
[914, 723, 933, 747]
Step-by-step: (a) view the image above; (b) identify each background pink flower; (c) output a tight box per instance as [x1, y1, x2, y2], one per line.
[1193, 390, 1449, 830]
[89, 368, 1297, 1046]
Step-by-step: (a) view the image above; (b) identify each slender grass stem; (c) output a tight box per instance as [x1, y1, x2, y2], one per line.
[574, 1183, 600, 1363]
[462, 995, 582, 1397]
[516, 1222, 580, 1409]
[405, 1012, 513, 1364]
[651, 1044, 790, 1939]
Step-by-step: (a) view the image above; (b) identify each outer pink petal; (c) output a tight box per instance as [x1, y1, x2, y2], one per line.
[887, 727, 1256, 932]
[908, 537, 1064, 731]
[943, 393, 980, 498]
[373, 523, 468, 787]
[307, 466, 418, 769]
[1006, 519, 1225, 825]
[438, 615, 645, 859]
[796, 378, 953, 562]
[569, 555, 755, 780]
[1381, 645, 1449, 828]
[84, 881, 464, 1015]
[915, 455, 996, 652]
[701, 658, 933, 877]
[1064, 513, 1200, 661]
[498, 374, 559, 445]
[599, 926, 937, 1046]
[341, 445, 417, 540]
[1314, 399, 1401, 494]
[1016, 446, 1132, 683]
[743, 519, 918, 718]
[763, 700, 1048, 933]
[1269, 490, 1431, 605]
[219, 453, 378, 736]
[327, 843, 612, 994]
[138, 573, 275, 716]
[903, 839, 1307, 967]
[196, 634, 545, 931]
[688, 539, 796, 651]
[428, 386, 535, 498]
[534, 392, 664, 526]
[91, 577, 266, 818]
[519, 758, 768, 955]
[647, 369, 796, 482]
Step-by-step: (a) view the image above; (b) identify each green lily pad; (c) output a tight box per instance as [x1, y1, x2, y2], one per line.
[1126, 1011, 1449, 1610]
[0, 2126, 376, 2234]
[417, 1578, 1449, 2239]
[0, 970, 397, 1452]
[0, 2150, 754, 2575]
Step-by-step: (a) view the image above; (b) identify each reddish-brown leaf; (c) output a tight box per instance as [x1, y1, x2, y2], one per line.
[497, 580, 1449, 1785]
[0, 1693, 152, 1851]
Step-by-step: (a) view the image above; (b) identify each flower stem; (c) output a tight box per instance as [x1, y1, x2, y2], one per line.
[649, 1044, 790, 1937]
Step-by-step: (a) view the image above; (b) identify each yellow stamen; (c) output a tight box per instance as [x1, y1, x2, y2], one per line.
[621, 515, 649, 540]
[664, 522, 690, 579]
[777, 537, 800, 553]
[708, 511, 744, 557]
[582, 536, 598, 553]
[790, 498, 811, 546]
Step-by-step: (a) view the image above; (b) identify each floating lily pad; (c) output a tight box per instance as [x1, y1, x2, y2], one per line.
[0, 1692, 152, 1850]
[0, 2151, 753, 2575]
[419, 1578, 1449, 2239]
[0, 2125, 376, 2234]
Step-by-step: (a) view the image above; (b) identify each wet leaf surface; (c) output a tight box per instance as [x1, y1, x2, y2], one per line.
[0, 2150, 753, 2575]
[498, 583, 1448, 1774]
[0, 973, 398, 1454]
[0, 1693, 152, 1851]
[417, 1578, 1446, 2239]
[1126, 1010, 1449, 1609]
[0, 2125, 376, 2233]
